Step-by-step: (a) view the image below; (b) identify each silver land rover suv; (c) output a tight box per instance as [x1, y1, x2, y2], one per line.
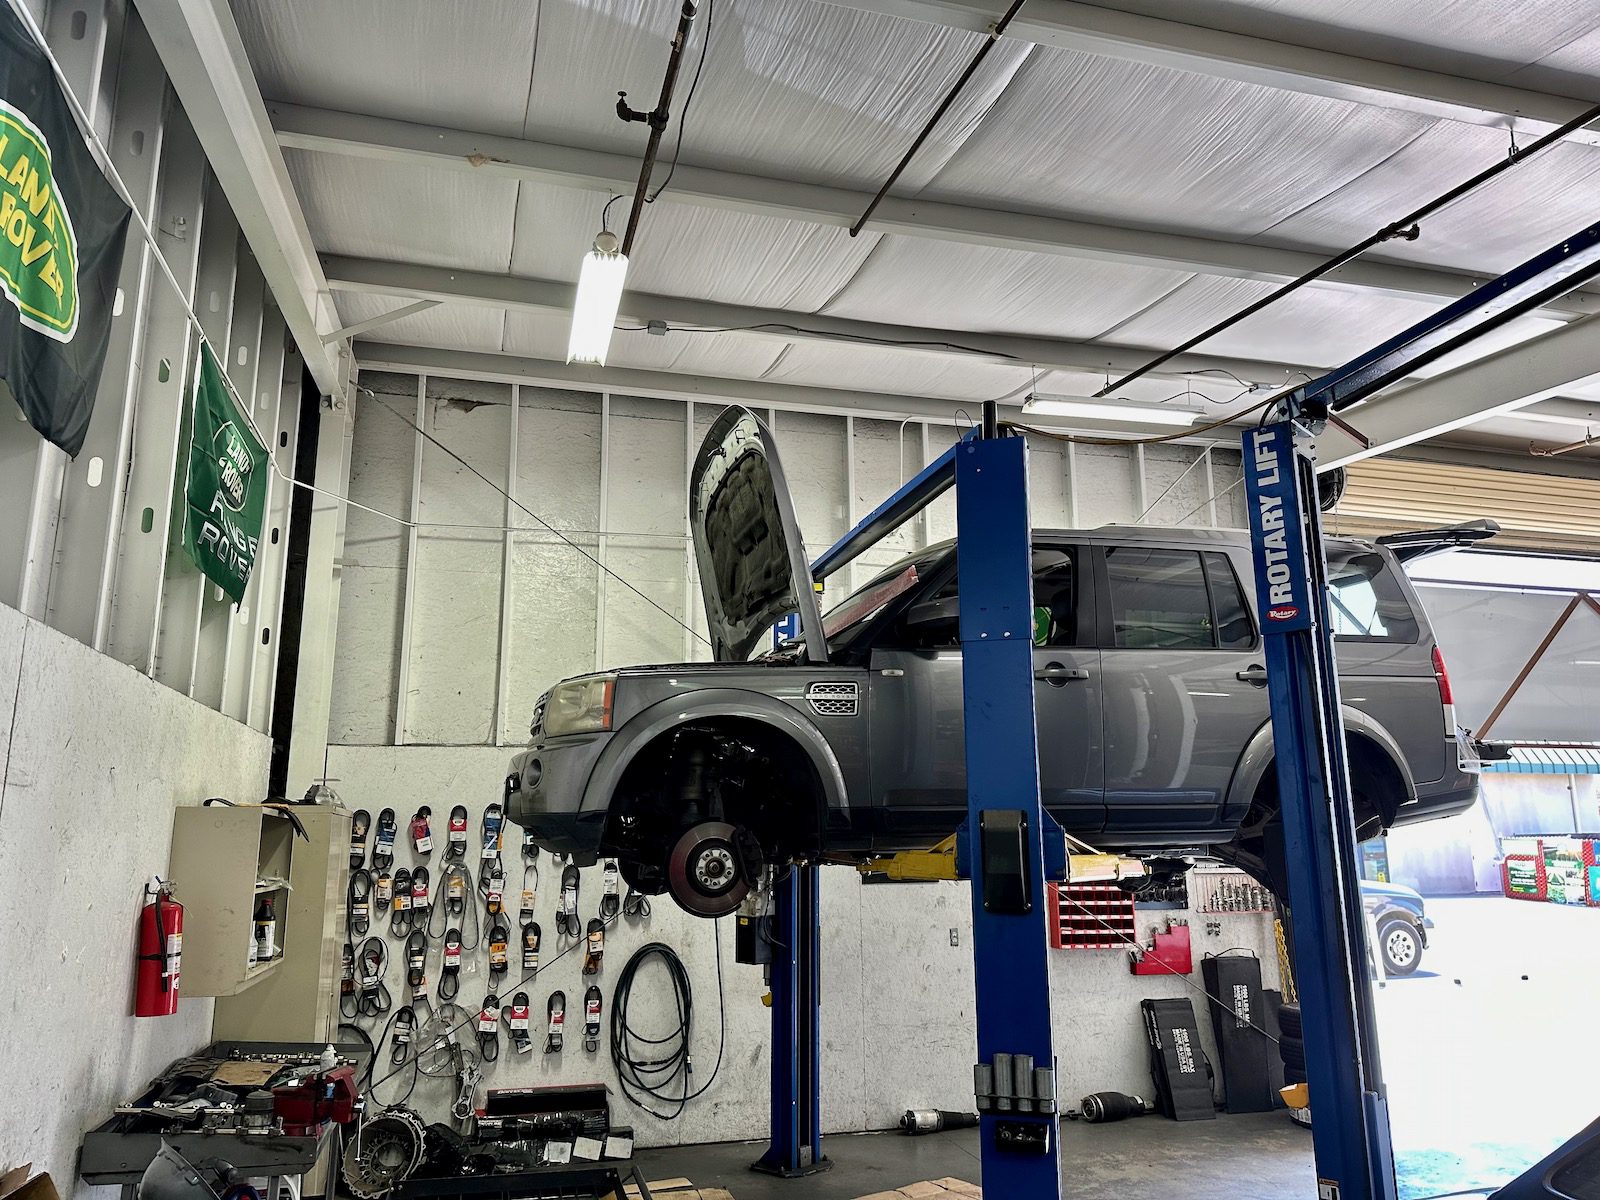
[506, 407, 1480, 916]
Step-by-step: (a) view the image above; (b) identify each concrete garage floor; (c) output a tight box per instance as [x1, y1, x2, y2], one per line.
[638, 896, 1594, 1200]
[634, 1112, 1312, 1199]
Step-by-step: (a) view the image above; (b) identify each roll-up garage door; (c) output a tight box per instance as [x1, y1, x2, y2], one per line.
[1324, 458, 1600, 555]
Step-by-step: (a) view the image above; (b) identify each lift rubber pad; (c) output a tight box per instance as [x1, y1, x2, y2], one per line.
[1199, 956, 1276, 1114]
[1141, 998, 1216, 1121]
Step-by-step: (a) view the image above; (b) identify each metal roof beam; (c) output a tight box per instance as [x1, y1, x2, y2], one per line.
[1319, 317, 1600, 468]
[138, 0, 347, 397]
[272, 104, 1591, 319]
[322, 253, 1315, 386]
[828, 0, 1600, 147]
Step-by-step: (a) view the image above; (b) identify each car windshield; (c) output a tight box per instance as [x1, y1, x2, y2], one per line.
[778, 547, 948, 652]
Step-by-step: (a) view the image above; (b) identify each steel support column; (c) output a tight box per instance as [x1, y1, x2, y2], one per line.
[955, 429, 1061, 1197]
[1243, 422, 1396, 1200]
[751, 865, 828, 1179]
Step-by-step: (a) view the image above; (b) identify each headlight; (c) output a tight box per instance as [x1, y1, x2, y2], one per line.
[542, 674, 617, 737]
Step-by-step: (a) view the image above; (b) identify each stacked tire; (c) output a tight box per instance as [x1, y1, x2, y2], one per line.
[1278, 1002, 1311, 1127]
[1278, 1001, 1305, 1085]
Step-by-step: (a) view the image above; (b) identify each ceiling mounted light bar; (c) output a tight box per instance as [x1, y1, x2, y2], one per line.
[567, 231, 629, 365]
[567, 0, 699, 366]
[1023, 393, 1205, 426]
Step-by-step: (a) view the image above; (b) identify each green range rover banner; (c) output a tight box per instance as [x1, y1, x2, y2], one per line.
[181, 344, 268, 604]
[0, 4, 131, 457]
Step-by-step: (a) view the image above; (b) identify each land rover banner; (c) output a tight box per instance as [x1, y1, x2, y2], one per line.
[181, 344, 267, 604]
[0, 4, 131, 457]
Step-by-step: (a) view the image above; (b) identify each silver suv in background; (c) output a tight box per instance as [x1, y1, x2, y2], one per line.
[506, 407, 1479, 916]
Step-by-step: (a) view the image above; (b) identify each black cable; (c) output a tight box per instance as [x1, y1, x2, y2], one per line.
[608, 931, 727, 1120]
[600, 193, 625, 233]
[363, 392, 711, 650]
[615, 319, 1020, 360]
[1101, 100, 1600, 395]
[851, 0, 1029, 236]
[646, 0, 715, 204]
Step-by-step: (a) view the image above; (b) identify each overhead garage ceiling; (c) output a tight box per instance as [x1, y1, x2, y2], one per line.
[206, 0, 1600, 463]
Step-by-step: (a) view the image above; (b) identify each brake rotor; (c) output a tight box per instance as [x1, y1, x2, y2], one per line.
[342, 1107, 426, 1199]
[667, 821, 751, 917]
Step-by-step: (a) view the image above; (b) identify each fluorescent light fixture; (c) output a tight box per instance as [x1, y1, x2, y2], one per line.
[1023, 392, 1206, 427]
[567, 230, 628, 365]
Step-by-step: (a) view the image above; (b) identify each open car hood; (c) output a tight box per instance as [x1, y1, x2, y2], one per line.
[689, 406, 828, 663]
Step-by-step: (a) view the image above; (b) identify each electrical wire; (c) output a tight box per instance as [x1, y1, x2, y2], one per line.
[1101, 100, 1600, 395]
[645, 0, 716, 204]
[360, 390, 713, 650]
[608, 932, 728, 1120]
[614, 319, 1022, 360]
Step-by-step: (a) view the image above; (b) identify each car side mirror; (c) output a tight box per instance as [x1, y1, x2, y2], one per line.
[906, 595, 959, 633]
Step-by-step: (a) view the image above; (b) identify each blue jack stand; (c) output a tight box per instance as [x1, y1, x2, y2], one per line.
[751, 864, 830, 1178]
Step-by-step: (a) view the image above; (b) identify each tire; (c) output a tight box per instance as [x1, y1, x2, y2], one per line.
[1378, 919, 1422, 976]
[666, 821, 751, 918]
[1284, 1064, 1307, 1087]
[1279, 1036, 1305, 1072]
[1278, 1002, 1302, 1041]
[619, 855, 670, 896]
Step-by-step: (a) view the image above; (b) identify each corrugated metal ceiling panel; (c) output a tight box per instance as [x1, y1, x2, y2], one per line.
[919, 47, 1434, 238]
[507, 182, 880, 310]
[763, 339, 1040, 402]
[232, 0, 539, 135]
[285, 150, 518, 272]
[1108, 0, 1600, 77]
[519, 0, 1029, 190]
[334, 294, 507, 353]
[1266, 128, 1600, 278]
[1100, 276, 1444, 368]
[819, 237, 1192, 341]
[500, 310, 785, 378]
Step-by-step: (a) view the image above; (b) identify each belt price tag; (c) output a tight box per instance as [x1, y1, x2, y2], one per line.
[376, 876, 393, 904]
[412, 880, 430, 907]
[444, 945, 461, 968]
[489, 939, 508, 967]
[479, 1007, 500, 1032]
[447, 875, 465, 900]
[413, 974, 429, 998]
[509, 1007, 530, 1029]
[393, 892, 410, 911]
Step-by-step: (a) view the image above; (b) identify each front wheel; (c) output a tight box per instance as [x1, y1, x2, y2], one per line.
[1378, 919, 1422, 976]
[666, 821, 751, 918]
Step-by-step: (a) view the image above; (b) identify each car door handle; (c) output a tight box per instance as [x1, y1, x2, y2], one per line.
[1236, 665, 1269, 685]
[1035, 663, 1090, 686]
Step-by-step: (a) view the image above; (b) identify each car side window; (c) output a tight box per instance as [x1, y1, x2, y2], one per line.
[1031, 548, 1082, 647]
[1203, 552, 1256, 649]
[1105, 545, 1237, 650]
[1326, 548, 1419, 642]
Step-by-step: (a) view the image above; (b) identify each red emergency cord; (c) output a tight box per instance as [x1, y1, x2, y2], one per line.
[136, 877, 183, 1017]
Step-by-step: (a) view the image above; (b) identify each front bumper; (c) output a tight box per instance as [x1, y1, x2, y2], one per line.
[505, 731, 613, 865]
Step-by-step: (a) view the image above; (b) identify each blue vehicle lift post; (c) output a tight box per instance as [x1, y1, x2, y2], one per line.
[1242, 213, 1600, 1200]
[760, 212, 1600, 1198]
[763, 409, 1066, 1195]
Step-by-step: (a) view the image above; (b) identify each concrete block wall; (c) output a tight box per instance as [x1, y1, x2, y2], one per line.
[0, 601, 273, 1196]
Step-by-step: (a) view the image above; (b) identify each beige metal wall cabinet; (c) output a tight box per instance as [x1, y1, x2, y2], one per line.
[214, 807, 351, 1041]
[167, 805, 298, 997]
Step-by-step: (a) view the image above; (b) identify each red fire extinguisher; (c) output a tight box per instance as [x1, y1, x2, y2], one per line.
[136, 876, 183, 1017]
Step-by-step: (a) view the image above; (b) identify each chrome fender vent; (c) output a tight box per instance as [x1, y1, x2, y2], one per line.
[805, 681, 859, 717]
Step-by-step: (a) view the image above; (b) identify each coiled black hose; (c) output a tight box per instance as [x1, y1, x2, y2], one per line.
[607, 936, 726, 1120]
